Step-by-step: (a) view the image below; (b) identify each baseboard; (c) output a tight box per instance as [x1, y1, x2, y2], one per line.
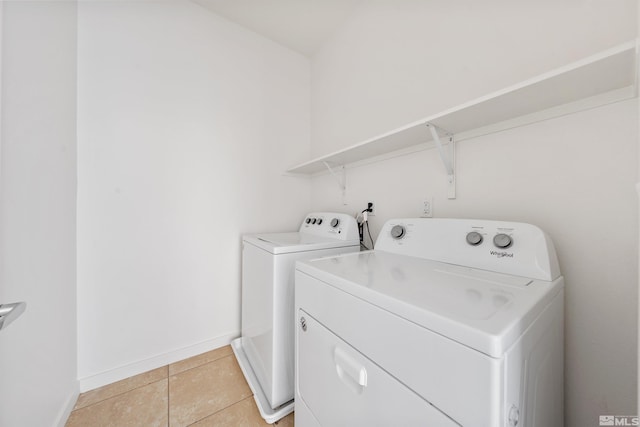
[54, 382, 79, 427]
[78, 330, 239, 392]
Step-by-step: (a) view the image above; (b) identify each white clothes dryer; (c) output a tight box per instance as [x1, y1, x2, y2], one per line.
[295, 218, 564, 427]
[232, 212, 359, 423]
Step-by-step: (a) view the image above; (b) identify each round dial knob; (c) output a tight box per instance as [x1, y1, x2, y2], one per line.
[390, 225, 406, 239]
[466, 231, 483, 246]
[493, 233, 513, 249]
[317, 218, 323, 225]
[330, 218, 340, 228]
[311, 218, 317, 224]
[305, 218, 311, 224]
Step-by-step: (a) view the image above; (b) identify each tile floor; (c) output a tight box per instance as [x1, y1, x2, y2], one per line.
[66, 346, 294, 427]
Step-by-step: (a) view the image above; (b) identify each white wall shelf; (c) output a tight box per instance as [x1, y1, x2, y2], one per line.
[287, 40, 638, 185]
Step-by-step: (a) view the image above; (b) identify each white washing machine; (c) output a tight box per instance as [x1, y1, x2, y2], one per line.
[232, 212, 360, 423]
[295, 218, 564, 427]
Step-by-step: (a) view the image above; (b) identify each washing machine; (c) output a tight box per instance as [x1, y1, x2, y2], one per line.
[295, 218, 564, 427]
[232, 212, 360, 423]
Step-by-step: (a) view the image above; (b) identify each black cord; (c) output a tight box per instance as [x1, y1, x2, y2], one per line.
[359, 221, 370, 250]
[365, 221, 374, 249]
[359, 204, 375, 251]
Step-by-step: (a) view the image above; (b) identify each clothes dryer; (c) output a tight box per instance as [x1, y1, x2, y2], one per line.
[295, 218, 563, 427]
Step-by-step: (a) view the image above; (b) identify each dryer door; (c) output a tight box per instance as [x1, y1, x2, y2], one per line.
[297, 310, 458, 427]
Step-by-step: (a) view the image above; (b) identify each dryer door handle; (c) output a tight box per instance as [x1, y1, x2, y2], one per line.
[334, 346, 368, 392]
[0, 302, 26, 332]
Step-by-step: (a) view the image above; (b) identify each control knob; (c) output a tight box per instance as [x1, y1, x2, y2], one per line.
[330, 218, 340, 228]
[390, 225, 406, 239]
[493, 233, 513, 249]
[466, 231, 483, 246]
[317, 218, 323, 225]
[305, 218, 311, 224]
[311, 218, 317, 224]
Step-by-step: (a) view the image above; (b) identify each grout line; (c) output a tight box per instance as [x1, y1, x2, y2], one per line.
[168, 347, 233, 375]
[168, 352, 241, 426]
[79, 347, 232, 411]
[184, 395, 256, 427]
[73, 349, 242, 426]
[71, 373, 169, 413]
[168, 353, 235, 378]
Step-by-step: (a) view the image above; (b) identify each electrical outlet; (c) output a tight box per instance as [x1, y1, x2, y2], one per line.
[421, 197, 433, 218]
[367, 201, 375, 216]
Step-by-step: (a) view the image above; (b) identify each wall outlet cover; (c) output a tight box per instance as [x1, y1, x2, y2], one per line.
[421, 197, 433, 218]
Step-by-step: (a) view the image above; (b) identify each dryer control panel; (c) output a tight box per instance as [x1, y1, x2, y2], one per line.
[299, 212, 359, 241]
[375, 218, 560, 281]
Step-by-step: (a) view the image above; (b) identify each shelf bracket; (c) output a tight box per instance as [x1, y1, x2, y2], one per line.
[426, 123, 456, 199]
[322, 161, 347, 204]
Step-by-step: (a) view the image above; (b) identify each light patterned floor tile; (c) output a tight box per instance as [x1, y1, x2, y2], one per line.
[74, 366, 168, 410]
[189, 397, 265, 426]
[275, 413, 294, 427]
[66, 379, 168, 427]
[189, 396, 295, 427]
[169, 345, 233, 376]
[169, 354, 252, 426]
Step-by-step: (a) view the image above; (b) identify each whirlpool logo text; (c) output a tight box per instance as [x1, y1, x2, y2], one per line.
[490, 251, 514, 258]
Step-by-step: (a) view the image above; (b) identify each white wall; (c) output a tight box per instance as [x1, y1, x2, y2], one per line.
[0, 1, 78, 426]
[308, 1, 638, 426]
[311, 0, 637, 157]
[637, 0, 640, 416]
[76, 0, 310, 388]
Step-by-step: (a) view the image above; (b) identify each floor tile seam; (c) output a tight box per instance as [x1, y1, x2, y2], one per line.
[72, 376, 170, 412]
[168, 353, 235, 378]
[75, 365, 170, 410]
[181, 395, 256, 427]
[168, 350, 234, 376]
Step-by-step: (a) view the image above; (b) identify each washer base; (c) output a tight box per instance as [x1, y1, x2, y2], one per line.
[231, 338, 294, 424]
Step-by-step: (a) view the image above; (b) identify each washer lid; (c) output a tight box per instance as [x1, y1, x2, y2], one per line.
[296, 250, 563, 357]
[244, 232, 359, 254]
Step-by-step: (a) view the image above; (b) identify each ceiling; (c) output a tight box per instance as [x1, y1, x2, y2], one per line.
[192, 0, 362, 57]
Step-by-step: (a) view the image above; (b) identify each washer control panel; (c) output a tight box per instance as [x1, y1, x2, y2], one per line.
[465, 231, 483, 246]
[300, 212, 359, 241]
[465, 231, 514, 249]
[390, 225, 406, 239]
[493, 233, 513, 249]
[375, 218, 560, 281]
